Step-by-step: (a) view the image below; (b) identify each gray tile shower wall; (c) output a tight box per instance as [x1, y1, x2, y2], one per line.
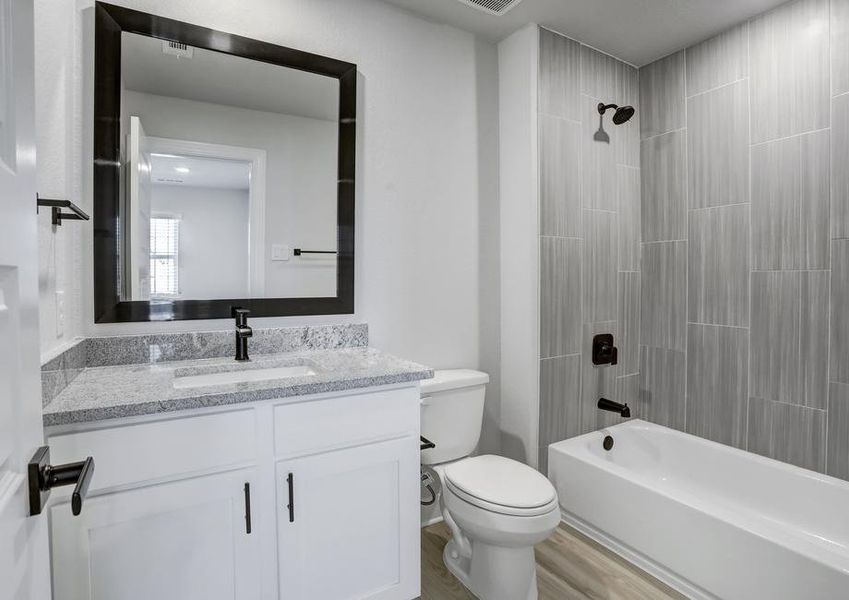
[537, 28, 641, 467]
[639, 0, 849, 479]
[40, 323, 369, 406]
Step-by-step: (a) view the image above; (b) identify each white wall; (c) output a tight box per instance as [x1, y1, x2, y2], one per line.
[35, 0, 501, 415]
[36, 0, 85, 360]
[498, 26, 539, 466]
[150, 185, 249, 300]
[122, 90, 338, 298]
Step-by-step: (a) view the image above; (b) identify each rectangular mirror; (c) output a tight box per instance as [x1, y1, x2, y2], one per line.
[94, 2, 356, 322]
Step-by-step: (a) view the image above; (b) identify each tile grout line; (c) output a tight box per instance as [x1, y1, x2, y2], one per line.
[750, 126, 831, 148]
[685, 76, 749, 100]
[682, 47, 690, 433]
[640, 126, 687, 143]
[746, 21, 753, 451]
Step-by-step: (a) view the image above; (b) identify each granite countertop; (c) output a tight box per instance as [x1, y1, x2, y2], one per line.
[43, 347, 433, 427]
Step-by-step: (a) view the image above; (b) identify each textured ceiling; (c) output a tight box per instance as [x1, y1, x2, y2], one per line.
[380, 0, 792, 66]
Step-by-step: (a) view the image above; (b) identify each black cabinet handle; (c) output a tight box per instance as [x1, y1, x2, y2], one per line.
[287, 473, 294, 523]
[28, 446, 95, 517]
[244, 483, 252, 534]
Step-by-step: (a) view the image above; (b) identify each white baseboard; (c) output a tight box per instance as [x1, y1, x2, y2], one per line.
[421, 515, 444, 528]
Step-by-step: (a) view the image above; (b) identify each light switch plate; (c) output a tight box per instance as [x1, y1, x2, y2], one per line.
[271, 244, 290, 261]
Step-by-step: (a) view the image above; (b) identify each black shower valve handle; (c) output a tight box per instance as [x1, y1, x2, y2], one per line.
[592, 333, 619, 366]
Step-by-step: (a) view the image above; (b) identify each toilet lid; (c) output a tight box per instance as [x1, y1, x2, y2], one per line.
[444, 455, 557, 511]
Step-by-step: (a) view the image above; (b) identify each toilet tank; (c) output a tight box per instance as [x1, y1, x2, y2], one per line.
[420, 369, 489, 465]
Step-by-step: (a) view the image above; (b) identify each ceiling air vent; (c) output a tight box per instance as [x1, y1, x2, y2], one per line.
[162, 40, 193, 59]
[456, 0, 526, 16]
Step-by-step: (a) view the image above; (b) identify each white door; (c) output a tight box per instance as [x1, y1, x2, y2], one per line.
[277, 437, 420, 600]
[50, 468, 262, 600]
[126, 115, 151, 299]
[0, 1, 51, 599]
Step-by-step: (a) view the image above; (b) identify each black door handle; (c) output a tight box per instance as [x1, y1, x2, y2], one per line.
[28, 446, 95, 517]
[287, 473, 294, 523]
[244, 483, 252, 534]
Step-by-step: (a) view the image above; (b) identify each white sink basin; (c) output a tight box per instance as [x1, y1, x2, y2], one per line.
[173, 365, 317, 389]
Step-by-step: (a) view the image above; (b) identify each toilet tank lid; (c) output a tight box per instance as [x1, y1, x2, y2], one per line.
[420, 369, 489, 394]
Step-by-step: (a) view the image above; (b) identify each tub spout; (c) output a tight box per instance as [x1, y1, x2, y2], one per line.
[598, 397, 630, 418]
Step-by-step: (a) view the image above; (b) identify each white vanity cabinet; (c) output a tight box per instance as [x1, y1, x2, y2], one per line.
[44, 384, 421, 600]
[50, 468, 263, 600]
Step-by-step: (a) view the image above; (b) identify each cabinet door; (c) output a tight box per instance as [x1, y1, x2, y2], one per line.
[277, 437, 420, 600]
[50, 469, 261, 600]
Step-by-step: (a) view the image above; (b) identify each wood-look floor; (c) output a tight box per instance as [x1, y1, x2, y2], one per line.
[421, 521, 686, 600]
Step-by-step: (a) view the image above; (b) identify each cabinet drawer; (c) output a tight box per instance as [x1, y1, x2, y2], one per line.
[48, 409, 257, 492]
[274, 387, 419, 457]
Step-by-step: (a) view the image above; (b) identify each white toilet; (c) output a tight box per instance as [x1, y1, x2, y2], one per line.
[420, 370, 560, 600]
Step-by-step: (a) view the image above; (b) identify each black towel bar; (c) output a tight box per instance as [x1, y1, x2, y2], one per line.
[37, 195, 90, 226]
[293, 248, 337, 256]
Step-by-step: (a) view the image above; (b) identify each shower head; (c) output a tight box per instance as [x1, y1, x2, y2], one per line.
[598, 102, 636, 125]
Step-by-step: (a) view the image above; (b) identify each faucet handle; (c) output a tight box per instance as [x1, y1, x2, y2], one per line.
[592, 333, 618, 366]
[232, 306, 250, 326]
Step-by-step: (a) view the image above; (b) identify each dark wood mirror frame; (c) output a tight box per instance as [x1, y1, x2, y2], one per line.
[93, 2, 356, 323]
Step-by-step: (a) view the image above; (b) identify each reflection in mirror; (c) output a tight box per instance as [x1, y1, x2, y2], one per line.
[119, 31, 340, 302]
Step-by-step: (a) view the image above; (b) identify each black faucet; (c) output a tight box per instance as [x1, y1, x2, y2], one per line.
[598, 397, 630, 418]
[233, 307, 252, 361]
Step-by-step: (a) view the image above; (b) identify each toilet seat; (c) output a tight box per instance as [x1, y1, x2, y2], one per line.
[444, 455, 558, 517]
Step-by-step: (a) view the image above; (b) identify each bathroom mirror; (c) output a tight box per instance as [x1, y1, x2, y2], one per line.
[93, 2, 356, 322]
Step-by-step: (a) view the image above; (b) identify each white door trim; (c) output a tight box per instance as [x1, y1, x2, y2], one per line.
[145, 136, 268, 297]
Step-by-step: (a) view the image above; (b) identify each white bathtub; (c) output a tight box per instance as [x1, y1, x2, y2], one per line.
[548, 420, 849, 600]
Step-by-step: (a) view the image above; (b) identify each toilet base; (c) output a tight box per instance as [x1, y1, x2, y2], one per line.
[443, 538, 538, 600]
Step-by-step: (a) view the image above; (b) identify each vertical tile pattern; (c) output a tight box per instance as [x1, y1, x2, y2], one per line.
[641, 130, 687, 242]
[539, 354, 583, 447]
[536, 28, 640, 466]
[615, 374, 640, 418]
[752, 130, 830, 270]
[581, 95, 618, 210]
[833, 93, 849, 239]
[540, 237, 582, 358]
[747, 397, 826, 472]
[638, 346, 686, 430]
[827, 382, 849, 479]
[618, 272, 640, 376]
[581, 45, 638, 106]
[685, 23, 748, 97]
[539, 28, 581, 120]
[750, 272, 802, 404]
[688, 204, 750, 327]
[639, 51, 686, 139]
[800, 271, 829, 409]
[831, 240, 849, 384]
[583, 210, 617, 323]
[540, 115, 581, 237]
[833, 0, 849, 96]
[686, 324, 748, 448]
[618, 166, 641, 271]
[687, 80, 749, 209]
[749, 0, 830, 144]
[641, 241, 687, 351]
[635, 0, 844, 479]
